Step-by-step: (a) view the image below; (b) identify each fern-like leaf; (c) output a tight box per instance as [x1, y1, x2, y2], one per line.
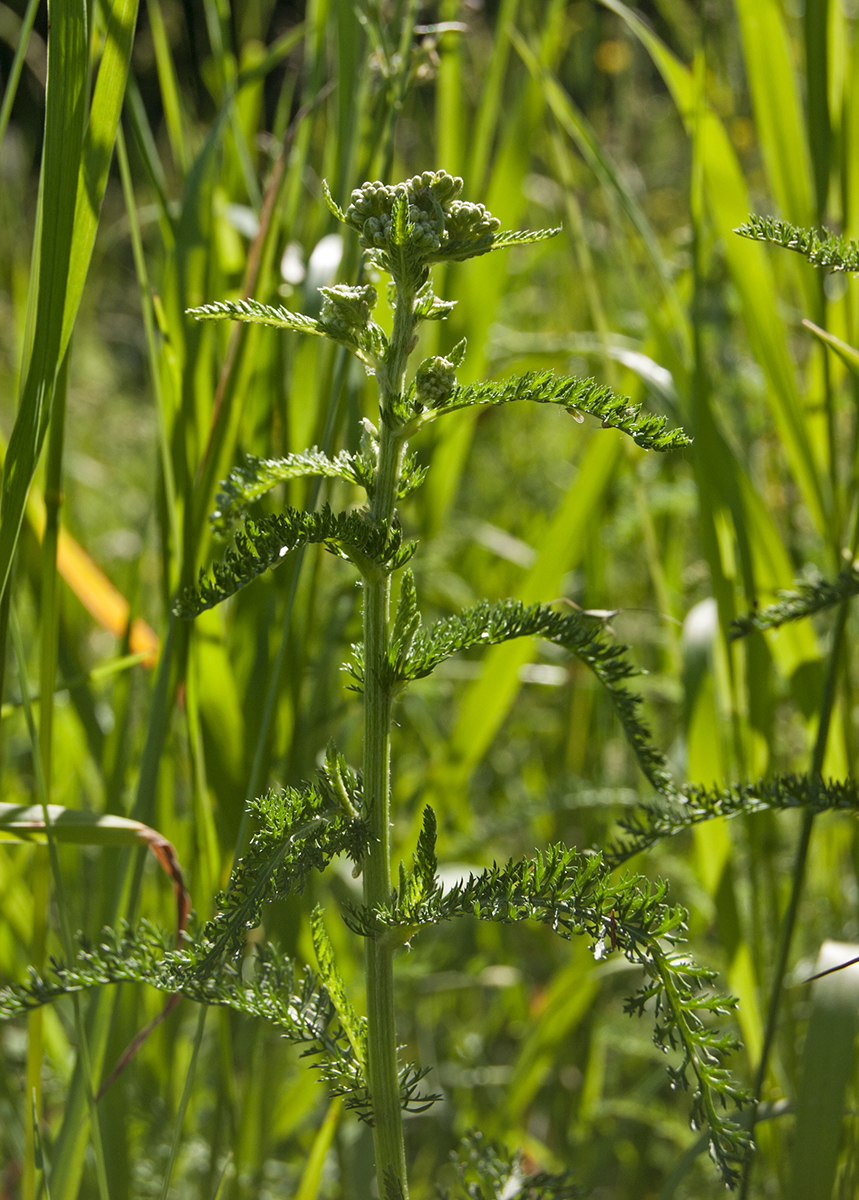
[730, 566, 859, 638]
[350, 823, 748, 1185]
[441, 1131, 584, 1200]
[383, 1170, 406, 1200]
[187, 297, 325, 333]
[414, 370, 690, 451]
[211, 449, 428, 536]
[211, 450, 366, 535]
[488, 226, 563, 251]
[437, 224, 562, 263]
[0, 922, 371, 1113]
[176, 504, 416, 615]
[610, 774, 859, 863]
[367, 600, 676, 797]
[736, 215, 859, 273]
[0, 918, 436, 1122]
[311, 906, 367, 1067]
[195, 781, 368, 971]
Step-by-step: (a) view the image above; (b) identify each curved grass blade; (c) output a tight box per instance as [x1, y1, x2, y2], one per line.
[0, 804, 189, 929]
[803, 319, 859, 379]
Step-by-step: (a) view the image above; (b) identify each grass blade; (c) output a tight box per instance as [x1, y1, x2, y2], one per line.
[789, 941, 859, 1200]
[803, 318, 859, 378]
[61, 0, 141, 353]
[804, 0, 831, 218]
[734, 0, 814, 229]
[294, 1098, 342, 1200]
[601, 0, 828, 535]
[10, 611, 111, 1200]
[442, 433, 620, 814]
[0, 0, 89, 605]
[145, 0, 187, 175]
[0, 0, 140, 608]
[0, 0, 41, 150]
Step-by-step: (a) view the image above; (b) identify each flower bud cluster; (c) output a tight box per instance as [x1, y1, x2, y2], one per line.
[444, 201, 501, 246]
[415, 355, 457, 410]
[343, 171, 499, 267]
[345, 180, 397, 250]
[318, 284, 378, 342]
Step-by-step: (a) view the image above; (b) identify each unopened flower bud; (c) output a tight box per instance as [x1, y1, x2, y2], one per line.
[318, 284, 378, 341]
[415, 355, 457, 409]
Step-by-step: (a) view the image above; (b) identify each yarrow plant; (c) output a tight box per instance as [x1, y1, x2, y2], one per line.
[1, 173, 758, 1195]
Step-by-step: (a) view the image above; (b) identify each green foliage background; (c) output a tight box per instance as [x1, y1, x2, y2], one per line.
[2, 0, 859, 1196]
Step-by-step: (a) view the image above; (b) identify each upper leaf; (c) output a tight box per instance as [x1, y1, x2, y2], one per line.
[176, 504, 417, 615]
[187, 297, 325, 333]
[349, 832, 748, 1185]
[409, 369, 691, 451]
[193, 776, 369, 971]
[730, 566, 859, 639]
[736, 215, 859, 273]
[335, 171, 559, 285]
[351, 599, 677, 798]
[610, 774, 859, 864]
[211, 449, 366, 535]
[311, 907, 367, 1067]
[187, 295, 388, 370]
[212, 448, 428, 536]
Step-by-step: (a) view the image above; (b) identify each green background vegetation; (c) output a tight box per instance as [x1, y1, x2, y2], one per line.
[2, 0, 859, 1196]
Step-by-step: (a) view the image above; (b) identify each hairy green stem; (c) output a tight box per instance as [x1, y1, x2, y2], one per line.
[362, 285, 414, 1197]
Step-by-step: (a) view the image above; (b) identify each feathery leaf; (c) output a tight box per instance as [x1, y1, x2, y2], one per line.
[349, 834, 748, 1184]
[442, 1131, 584, 1200]
[414, 369, 690, 451]
[730, 566, 859, 638]
[610, 774, 859, 863]
[352, 600, 676, 797]
[187, 297, 325, 333]
[211, 449, 428, 535]
[175, 504, 417, 615]
[736, 215, 859, 273]
[0, 920, 439, 1123]
[311, 907, 367, 1067]
[193, 777, 369, 971]
[488, 226, 563, 250]
[0, 923, 370, 1114]
[211, 449, 365, 534]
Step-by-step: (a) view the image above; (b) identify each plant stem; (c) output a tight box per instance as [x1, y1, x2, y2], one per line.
[362, 284, 414, 1197]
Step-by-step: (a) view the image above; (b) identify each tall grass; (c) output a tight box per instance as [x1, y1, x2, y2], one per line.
[1, 0, 859, 1196]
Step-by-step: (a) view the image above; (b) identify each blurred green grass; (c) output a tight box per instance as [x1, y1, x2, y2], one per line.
[2, 0, 859, 1196]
